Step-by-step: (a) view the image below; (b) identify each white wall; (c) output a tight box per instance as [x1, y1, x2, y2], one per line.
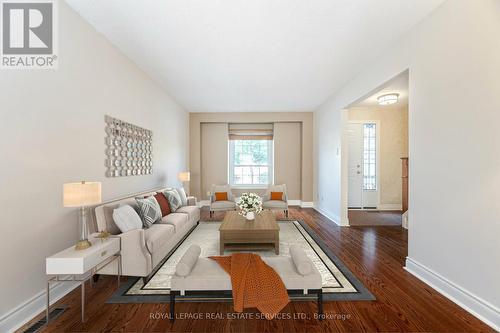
[0, 1, 188, 330]
[315, 0, 500, 329]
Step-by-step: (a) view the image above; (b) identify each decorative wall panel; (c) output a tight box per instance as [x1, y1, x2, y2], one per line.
[105, 115, 153, 177]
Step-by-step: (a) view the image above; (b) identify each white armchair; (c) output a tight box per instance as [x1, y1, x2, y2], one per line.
[262, 184, 289, 218]
[209, 184, 237, 218]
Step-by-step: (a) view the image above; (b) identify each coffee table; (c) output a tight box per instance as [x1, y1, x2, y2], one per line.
[219, 210, 280, 254]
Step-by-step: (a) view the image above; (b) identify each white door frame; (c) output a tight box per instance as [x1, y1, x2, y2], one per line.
[346, 119, 381, 209]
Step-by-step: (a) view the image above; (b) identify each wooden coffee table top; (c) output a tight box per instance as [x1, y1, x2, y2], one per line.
[219, 211, 279, 231]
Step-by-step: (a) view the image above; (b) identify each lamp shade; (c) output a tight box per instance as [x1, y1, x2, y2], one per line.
[178, 172, 190, 182]
[63, 181, 102, 207]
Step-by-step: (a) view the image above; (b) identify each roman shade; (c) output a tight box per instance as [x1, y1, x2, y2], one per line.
[228, 123, 273, 140]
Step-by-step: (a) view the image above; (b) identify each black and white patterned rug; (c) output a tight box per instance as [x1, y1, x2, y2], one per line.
[107, 220, 374, 303]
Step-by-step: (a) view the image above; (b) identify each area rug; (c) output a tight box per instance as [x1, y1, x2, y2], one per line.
[107, 221, 374, 303]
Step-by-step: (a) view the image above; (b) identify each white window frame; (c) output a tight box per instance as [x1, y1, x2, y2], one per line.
[228, 139, 274, 188]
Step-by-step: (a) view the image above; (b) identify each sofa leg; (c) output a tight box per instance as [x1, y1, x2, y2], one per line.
[285, 210, 289, 218]
[209, 211, 213, 218]
[170, 291, 176, 322]
[92, 274, 100, 283]
[317, 289, 323, 320]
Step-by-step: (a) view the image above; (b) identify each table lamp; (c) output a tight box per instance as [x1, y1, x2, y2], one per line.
[178, 171, 190, 194]
[63, 181, 102, 250]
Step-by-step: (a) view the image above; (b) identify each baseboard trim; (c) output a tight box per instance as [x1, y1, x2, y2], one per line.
[313, 206, 349, 226]
[405, 257, 499, 331]
[377, 204, 402, 210]
[300, 201, 314, 208]
[0, 279, 79, 333]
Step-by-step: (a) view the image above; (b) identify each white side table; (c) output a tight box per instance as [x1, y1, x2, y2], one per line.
[45, 235, 121, 323]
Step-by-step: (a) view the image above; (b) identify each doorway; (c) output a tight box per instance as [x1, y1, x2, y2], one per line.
[347, 121, 379, 209]
[343, 70, 409, 227]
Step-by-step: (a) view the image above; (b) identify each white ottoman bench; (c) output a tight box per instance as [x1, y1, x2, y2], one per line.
[169, 245, 323, 321]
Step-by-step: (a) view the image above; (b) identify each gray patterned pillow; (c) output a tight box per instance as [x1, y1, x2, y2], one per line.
[135, 196, 162, 228]
[164, 189, 182, 212]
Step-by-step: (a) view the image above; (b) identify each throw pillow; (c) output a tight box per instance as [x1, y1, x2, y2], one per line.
[270, 192, 284, 201]
[154, 192, 171, 217]
[176, 187, 188, 206]
[215, 192, 228, 201]
[164, 189, 182, 212]
[136, 196, 162, 228]
[112, 204, 143, 233]
[103, 204, 121, 235]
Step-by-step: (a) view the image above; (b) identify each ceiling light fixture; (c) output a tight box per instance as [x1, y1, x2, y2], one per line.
[377, 93, 399, 105]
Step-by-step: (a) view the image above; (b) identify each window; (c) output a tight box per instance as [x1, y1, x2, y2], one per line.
[229, 140, 273, 186]
[363, 123, 377, 190]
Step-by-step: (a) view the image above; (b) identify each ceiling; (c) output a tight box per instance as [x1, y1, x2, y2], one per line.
[66, 0, 444, 112]
[354, 71, 409, 108]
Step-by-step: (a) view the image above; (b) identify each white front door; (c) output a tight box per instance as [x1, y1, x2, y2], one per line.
[348, 123, 363, 208]
[348, 122, 379, 208]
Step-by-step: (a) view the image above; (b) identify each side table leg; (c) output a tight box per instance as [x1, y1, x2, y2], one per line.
[117, 255, 122, 288]
[81, 280, 85, 322]
[46, 281, 50, 324]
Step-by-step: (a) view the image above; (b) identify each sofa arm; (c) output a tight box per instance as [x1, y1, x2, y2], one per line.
[187, 196, 197, 206]
[99, 229, 152, 277]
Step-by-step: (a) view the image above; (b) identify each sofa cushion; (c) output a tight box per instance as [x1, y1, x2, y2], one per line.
[136, 196, 162, 228]
[176, 205, 200, 223]
[211, 200, 236, 210]
[112, 204, 143, 233]
[263, 200, 287, 209]
[159, 213, 189, 231]
[163, 189, 182, 212]
[145, 224, 175, 253]
[154, 192, 171, 217]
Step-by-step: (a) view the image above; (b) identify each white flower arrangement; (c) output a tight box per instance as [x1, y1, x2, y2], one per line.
[236, 192, 263, 217]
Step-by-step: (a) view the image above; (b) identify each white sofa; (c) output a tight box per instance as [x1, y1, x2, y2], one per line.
[94, 188, 200, 281]
[169, 245, 323, 320]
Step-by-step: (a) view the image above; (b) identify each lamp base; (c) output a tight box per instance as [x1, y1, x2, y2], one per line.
[75, 239, 92, 251]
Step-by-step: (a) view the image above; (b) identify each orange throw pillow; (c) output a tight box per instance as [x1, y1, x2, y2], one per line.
[270, 192, 283, 201]
[215, 192, 228, 201]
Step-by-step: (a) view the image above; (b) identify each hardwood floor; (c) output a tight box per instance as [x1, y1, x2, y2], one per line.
[348, 209, 402, 226]
[26, 207, 492, 332]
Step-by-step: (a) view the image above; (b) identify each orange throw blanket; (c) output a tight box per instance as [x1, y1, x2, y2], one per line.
[209, 253, 290, 319]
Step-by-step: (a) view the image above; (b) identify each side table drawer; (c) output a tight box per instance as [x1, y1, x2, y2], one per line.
[83, 239, 120, 273]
